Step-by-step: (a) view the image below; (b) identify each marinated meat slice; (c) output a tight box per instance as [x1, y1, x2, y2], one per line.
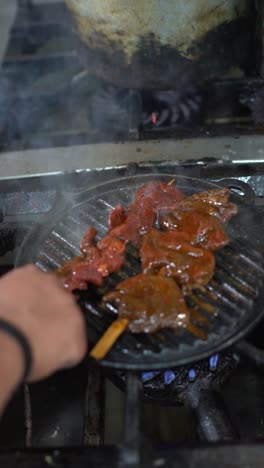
[135, 181, 185, 213]
[107, 181, 184, 247]
[57, 252, 105, 292]
[71, 264, 104, 285]
[108, 204, 127, 230]
[103, 274, 190, 333]
[80, 226, 98, 254]
[57, 256, 90, 291]
[57, 228, 126, 291]
[97, 235, 126, 273]
[61, 277, 88, 292]
[161, 209, 229, 251]
[80, 228, 126, 276]
[109, 198, 156, 247]
[178, 188, 238, 223]
[141, 229, 215, 290]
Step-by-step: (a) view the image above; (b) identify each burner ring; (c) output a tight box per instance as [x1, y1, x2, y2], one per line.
[109, 352, 237, 405]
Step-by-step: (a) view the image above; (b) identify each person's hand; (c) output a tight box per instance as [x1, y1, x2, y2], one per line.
[0, 265, 87, 382]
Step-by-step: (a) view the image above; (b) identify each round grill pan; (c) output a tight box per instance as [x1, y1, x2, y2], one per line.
[16, 174, 264, 371]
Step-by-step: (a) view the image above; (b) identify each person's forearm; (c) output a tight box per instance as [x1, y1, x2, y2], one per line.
[0, 332, 23, 415]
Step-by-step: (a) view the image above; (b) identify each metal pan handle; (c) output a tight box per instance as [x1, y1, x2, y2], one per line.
[234, 340, 264, 366]
[217, 178, 255, 205]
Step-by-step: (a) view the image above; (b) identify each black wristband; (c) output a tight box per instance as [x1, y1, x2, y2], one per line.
[0, 319, 32, 382]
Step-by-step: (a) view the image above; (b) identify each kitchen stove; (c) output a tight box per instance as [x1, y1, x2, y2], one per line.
[0, 162, 264, 468]
[2, 1, 264, 467]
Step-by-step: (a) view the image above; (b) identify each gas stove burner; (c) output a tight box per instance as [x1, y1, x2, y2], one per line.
[110, 352, 237, 405]
[141, 354, 220, 384]
[88, 85, 204, 135]
[141, 87, 204, 130]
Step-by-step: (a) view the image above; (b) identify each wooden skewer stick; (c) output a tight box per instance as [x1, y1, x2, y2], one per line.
[90, 318, 129, 360]
[167, 178, 176, 186]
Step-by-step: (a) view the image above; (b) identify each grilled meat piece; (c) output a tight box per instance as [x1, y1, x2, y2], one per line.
[57, 227, 126, 291]
[103, 274, 190, 333]
[177, 188, 238, 224]
[108, 204, 127, 230]
[108, 181, 185, 247]
[56, 256, 92, 291]
[109, 198, 155, 247]
[97, 235, 127, 273]
[80, 226, 98, 254]
[134, 181, 185, 213]
[161, 210, 229, 251]
[141, 229, 215, 291]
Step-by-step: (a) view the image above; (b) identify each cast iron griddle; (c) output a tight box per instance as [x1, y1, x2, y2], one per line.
[16, 175, 264, 370]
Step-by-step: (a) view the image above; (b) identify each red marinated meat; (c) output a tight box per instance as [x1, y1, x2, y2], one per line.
[57, 228, 126, 291]
[135, 181, 185, 213]
[109, 198, 156, 247]
[56, 256, 93, 291]
[108, 181, 185, 247]
[103, 274, 191, 333]
[80, 227, 126, 276]
[97, 235, 126, 273]
[80, 226, 98, 254]
[161, 209, 229, 251]
[141, 229, 215, 291]
[178, 188, 238, 223]
[108, 204, 127, 230]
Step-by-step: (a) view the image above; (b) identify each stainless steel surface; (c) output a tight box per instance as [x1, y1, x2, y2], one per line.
[1, 135, 264, 180]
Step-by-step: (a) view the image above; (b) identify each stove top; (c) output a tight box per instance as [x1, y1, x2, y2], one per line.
[0, 162, 264, 468]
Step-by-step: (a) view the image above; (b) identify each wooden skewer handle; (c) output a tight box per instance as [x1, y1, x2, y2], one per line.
[90, 318, 129, 360]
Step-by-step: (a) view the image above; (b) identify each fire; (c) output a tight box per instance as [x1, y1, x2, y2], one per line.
[151, 112, 157, 125]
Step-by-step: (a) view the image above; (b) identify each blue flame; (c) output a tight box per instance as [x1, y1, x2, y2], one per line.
[141, 371, 160, 382]
[188, 369, 196, 381]
[209, 354, 219, 371]
[163, 370, 176, 385]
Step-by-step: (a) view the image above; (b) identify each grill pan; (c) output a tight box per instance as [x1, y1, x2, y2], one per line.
[16, 174, 264, 371]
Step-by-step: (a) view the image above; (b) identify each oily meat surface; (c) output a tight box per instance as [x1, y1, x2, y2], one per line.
[178, 188, 238, 224]
[108, 181, 185, 247]
[134, 181, 185, 213]
[56, 183, 236, 299]
[108, 204, 127, 230]
[103, 274, 190, 333]
[141, 229, 215, 290]
[56, 181, 186, 289]
[57, 227, 126, 291]
[109, 198, 156, 247]
[161, 209, 229, 251]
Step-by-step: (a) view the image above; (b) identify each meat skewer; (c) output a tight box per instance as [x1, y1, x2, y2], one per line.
[91, 274, 199, 361]
[103, 275, 191, 333]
